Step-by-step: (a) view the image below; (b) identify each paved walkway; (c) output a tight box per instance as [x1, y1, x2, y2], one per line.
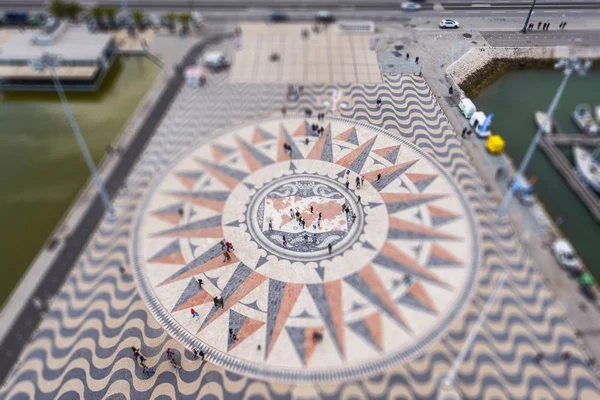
[1, 69, 598, 398]
[0, 32, 230, 386]
[230, 24, 381, 83]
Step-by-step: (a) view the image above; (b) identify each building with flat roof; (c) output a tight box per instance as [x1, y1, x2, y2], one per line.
[0, 25, 117, 91]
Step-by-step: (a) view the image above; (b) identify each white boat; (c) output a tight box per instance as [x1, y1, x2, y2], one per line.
[551, 239, 582, 273]
[595, 105, 600, 124]
[534, 111, 552, 134]
[572, 104, 599, 136]
[573, 146, 600, 193]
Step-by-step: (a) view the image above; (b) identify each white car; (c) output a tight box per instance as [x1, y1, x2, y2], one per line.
[315, 10, 335, 23]
[551, 239, 582, 272]
[203, 52, 230, 69]
[191, 11, 204, 28]
[440, 19, 460, 29]
[401, 2, 421, 11]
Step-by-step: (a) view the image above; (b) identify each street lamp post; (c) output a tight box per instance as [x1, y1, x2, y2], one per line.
[32, 53, 114, 214]
[521, 0, 537, 34]
[497, 57, 591, 218]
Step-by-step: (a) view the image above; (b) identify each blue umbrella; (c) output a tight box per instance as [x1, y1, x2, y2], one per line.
[481, 112, 494, 132]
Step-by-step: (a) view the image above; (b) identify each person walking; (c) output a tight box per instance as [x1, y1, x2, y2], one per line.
[143, 365, 155, 377]
[197, 278, 203, 288]
[190, 308, 199, 319]
[318, 211, 322, 221]
[283, 235, 287, 247]
[345, 180, 350, 189]
[170, 359, 181, 373]
[328, 243, 332, 254]
[415, 56, 419, 64]
[268, 219, 273, 231]
[377, 173, 381, 181]
[166, 348, 174, 360]
[199, 350, 205, 360]
[223, 251, 231, 262]
[461, 127, 467, 138]
[537, 21, 541, 30]
[131, 346, 140, 359]
[376, 97, 382, 108]
[310, 205, 314, 214]
[406, 53, 410, 60]
[361, 175, 365, 185]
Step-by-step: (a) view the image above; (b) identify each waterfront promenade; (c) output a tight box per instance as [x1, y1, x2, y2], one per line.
[0, 20, 599, 400]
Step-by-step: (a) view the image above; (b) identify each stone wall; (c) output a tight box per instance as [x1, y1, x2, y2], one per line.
[446, 46, 600, 97]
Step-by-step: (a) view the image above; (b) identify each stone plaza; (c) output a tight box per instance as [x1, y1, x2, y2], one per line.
[0, 20, 599, 400]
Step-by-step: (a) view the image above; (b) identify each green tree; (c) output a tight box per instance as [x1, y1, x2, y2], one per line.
[49, 0, 67, 19]
[178, 12, 191, 27]
[64, 2, 83, 21]
[131, 9, 145, 30]
[166, 12, 177, 31]
[103, 6, 117, 29]
[89, 6, 104, 24]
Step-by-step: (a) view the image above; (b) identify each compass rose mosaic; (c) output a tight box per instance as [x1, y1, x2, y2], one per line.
[132, 117, 479, 382]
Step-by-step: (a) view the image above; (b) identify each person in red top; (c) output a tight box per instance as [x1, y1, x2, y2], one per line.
[190, 308, 199, 318]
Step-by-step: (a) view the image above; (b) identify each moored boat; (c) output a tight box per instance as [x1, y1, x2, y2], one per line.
[573, 146, 600, 193]
[594, 105, 600, 124]
[572, 104, 599, 136]
[534, 111, 553, 134]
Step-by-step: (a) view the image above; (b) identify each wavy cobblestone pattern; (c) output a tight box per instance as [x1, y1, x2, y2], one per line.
[1, 74, 599, 399]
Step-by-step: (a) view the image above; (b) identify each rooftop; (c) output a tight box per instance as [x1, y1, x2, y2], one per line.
[0, 27, 113, 62]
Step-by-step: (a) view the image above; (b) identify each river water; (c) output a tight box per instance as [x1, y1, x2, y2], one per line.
[474, 69, 600, 279]
[0, 56, 159, 306]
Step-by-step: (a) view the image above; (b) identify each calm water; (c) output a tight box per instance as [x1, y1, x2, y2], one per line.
[474, 69, 600, 278]
[0, 56, 159, 306]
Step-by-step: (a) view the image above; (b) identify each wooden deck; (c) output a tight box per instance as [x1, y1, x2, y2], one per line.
[546, 134, 600, 146]
[538, 136, 600, 222]
[0, 65, 98, 79]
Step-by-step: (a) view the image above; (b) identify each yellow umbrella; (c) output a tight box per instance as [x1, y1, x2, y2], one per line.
[486, 134, 505, 154]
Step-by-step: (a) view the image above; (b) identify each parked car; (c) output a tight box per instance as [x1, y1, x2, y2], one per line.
[439, 19, 460, 29]
[203, 52, 230, 70]
[315, 11, 335, 23]
[191, 11, 203, 28]
[269, 11, 289, 23]
[551, 239, 582, 273]
[401, 2, 421, 11]
[146, 14, 161, 29]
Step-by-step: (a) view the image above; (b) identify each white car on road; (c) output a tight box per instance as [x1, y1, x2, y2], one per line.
[551, 239, 582, 272]
[401, 2, 421, 11]
[439, 19, 460, 29]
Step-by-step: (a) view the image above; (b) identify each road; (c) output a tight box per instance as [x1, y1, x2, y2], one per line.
[2, 0, 600, 10]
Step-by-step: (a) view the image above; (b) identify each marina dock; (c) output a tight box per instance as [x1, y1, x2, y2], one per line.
[538, 118, 600, 222]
